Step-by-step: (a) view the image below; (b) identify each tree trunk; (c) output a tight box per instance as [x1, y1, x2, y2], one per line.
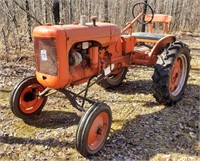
[52, 0, 60, 24]
[104, 0, 108, 21]
[3, 0, 20, 52]
[25, 0, 32, 42]
[69, 0, 73, 23]
[2, 28, 9, 54]
[88, 0, 92, 18]
[41, 0, 48, 23]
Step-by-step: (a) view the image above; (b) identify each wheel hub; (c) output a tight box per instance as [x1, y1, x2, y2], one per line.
[24, 91, 36, 102]
[20, 84, 44, 114]
[170, 58, 182, 91]
[88, 112, 109, 151]
[169, 54, 188, 97]
[96, 126, 103, 135]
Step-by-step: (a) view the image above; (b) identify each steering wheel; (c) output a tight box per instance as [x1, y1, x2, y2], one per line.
[132, 2, 154, 25]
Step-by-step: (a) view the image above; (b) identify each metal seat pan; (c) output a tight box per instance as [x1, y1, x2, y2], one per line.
[132, 32, 166, 40]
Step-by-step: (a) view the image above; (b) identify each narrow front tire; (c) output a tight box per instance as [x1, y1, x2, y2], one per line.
[76, 103, 112, 157]
[9, 76, 47, 119]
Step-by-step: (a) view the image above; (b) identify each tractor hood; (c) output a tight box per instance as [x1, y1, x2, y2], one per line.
[33, 22, 121, 47]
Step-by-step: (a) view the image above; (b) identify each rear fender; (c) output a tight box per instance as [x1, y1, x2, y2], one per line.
[150, 35, 176, 64]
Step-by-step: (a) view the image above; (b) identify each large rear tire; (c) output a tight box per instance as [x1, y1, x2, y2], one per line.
[98, 67, 128, 89]
[10, 76, 47, 119]
[76, 103, 112, 157]
[152, 41, 190, 105]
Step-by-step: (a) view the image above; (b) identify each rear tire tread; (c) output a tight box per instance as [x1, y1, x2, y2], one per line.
[152, 41, 190, 105]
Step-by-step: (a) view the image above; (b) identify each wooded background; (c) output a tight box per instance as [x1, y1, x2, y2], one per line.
[0, 0, 199, 54]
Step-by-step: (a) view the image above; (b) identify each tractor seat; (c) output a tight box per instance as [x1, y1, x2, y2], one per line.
[132, 32, 166, 43]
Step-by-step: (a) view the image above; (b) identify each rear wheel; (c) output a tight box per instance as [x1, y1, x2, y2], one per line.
[10, 76, 47, 119]
[76, 103, 112, 157]
[152, 41, 190, 105]
[98, 67, 128, 89]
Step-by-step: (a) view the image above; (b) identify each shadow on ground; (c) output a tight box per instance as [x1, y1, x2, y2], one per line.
[0, 111, 79, 149]
[107, 79, 153, 95]
[95, 104, 199, 160]
[23, 111, 80, 129]
[92, 81, 199, 160]
[0, 135, 74, 148]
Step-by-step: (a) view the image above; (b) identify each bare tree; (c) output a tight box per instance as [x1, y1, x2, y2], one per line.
[25, 0, 32, 42]
[104, 0, 109, 21]
[0, 0, 200, 56]
[69, 0, 73, 23]
[52, 0, 60, 24]
[3, 0, 20, 52]
[1, 28, 9, 54]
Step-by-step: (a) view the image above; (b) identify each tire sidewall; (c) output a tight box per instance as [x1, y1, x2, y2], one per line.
[10, 76, 47, 119]
[76, 103, 112, 157]
[168, 46, 190, 102]
[98, 67, 127, 89]
[106, 67, 127, 86]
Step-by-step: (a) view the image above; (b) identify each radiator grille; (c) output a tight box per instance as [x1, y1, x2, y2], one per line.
[34, 38, 58, 76]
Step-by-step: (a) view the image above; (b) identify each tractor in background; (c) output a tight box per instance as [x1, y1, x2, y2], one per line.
[10, 2, 190, 157]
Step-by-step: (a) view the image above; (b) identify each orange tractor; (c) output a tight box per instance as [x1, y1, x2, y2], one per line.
[10, 2, 190, 157]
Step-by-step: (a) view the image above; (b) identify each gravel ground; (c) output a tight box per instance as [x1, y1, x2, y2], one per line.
[0, 37, 199, 160]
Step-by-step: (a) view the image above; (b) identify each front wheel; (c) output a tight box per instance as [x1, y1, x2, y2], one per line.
[9, 76, 47, 119]
[152, 41, 191, 105]
[76, 103, 112, 157]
